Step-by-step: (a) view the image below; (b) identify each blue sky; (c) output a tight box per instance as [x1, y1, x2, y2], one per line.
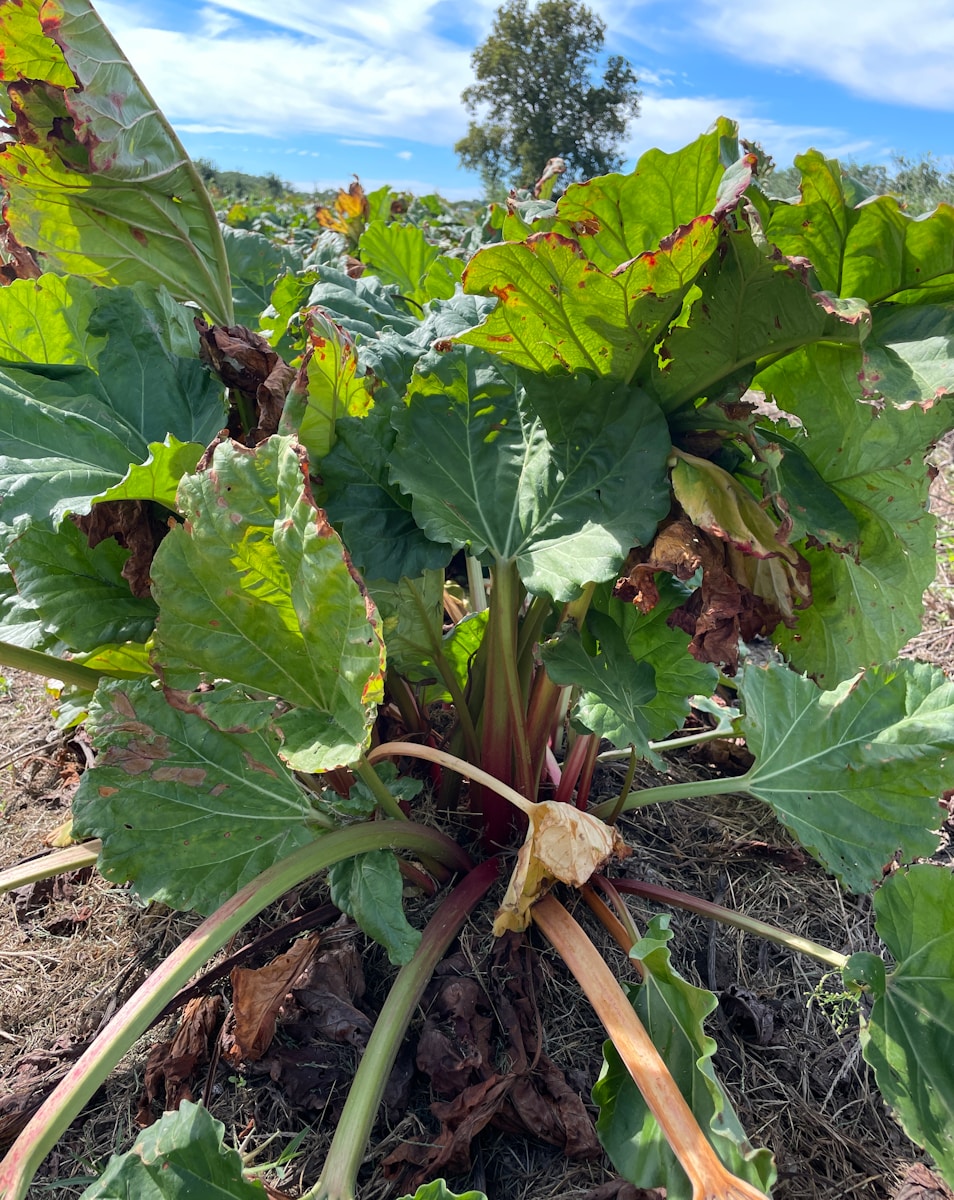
[97, 0, 954, 199]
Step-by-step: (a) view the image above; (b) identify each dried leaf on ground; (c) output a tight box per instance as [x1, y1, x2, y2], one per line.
[136, 995, 223, 1126]
[227, 933, 322, 1063]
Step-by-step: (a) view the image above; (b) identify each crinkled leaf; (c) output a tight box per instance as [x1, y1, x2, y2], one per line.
[281, 310, 373, 464]
[4, 517, 156, 651]
[389, 349, 672, 600]
[327, 849, 421, 966]
[766, 151, 954, 304]
[71, 678, 321, 913]
[651, 228, 868, 413]
[93, 436, 204, 511]
[599, 577, 719, 742]
[844, 865, 954, 1185]
[553, 117, 741, 271]
[594, 914, 776, 1200]
[79, 1098, 265, 1199]
[0, 0, 232, 323]
[458, 219, 719, 379]
[859, 305, 954, 409]
[322, 401, 454, 582]
[0, 363, 147, 525]
[223, 227, 299, 328]
[302, 265, 418, 342]
[759, 343, 950, 681]
[539, 611, 655, 756]
[737, 660, 953, 892]
[151, 436, 384, 772]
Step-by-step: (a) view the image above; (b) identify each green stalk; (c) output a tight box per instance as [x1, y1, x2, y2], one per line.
[304, 857, 499, 1200]
[0, 640, 105, 692]
[353, 756, 409, 822]
[480, 559, 533, 841]
[611, 877, 849, 970]
[515, 593, 552, 698]
[0, 841, 102, 895]
[591, 769, 748, 821]
[0, 821, 468, 1200]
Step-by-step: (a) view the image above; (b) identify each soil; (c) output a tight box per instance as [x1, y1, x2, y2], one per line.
[2, 448, 954, 1200]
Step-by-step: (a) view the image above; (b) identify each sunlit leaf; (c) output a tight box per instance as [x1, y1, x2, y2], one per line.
[328, 849, 422, 965]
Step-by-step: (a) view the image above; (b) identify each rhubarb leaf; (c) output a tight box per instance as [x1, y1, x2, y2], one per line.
[737, 660, 953, 892]
[0, 0, 232, 323]
[844, 865, 954, 1187]
[4, 518, 156, 651]
[327, 850, 421, 966]
[322, 401, 454, 581]
[594, 914, 776, 1200]
[79, 1099, 265, 1198]
[458, 219, 719, 378]
[759, 343, 949, 682]
[389, 349, 671, 601]
[223, 227, 298, 328]
[369, 570, 446, 683]
[72, 679, 320, 913]
[554, 117, 741, 271]
[397, 1184, 488, 1200]
[539, 611, 656, 755]
[93, 436, 204, 511]
[151, 436, 384, 772]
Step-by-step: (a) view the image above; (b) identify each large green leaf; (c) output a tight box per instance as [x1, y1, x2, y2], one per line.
[594, 915, 776, 1200]
[4, 518, 156, 651]
[71, 679, 321, 913]
[223, 227, 299, 328]
[859, 305, 954, 409]
[389, 350, 672, 601]
[766, 151, 954, 304]
[758, 343, 950, 681]
[650, 228, 868, 413]
[844, 865, 954, 1186]
[281, 309, 373, 464]
[0, 274, 103, 366]
[0, 363, 147, 525]
[457, 218, 719, 379]
[322, 402, 454, 582]
[151, 436, 384, 772]
[92, 436, 204, 511]
[369, 570, 446, 682]
[601, 578, 720, 742]
[358, 219, 445, 306]
[737, 660, 954, 892]
[554, 117, 741, 271]
[79, 1099, 265, 1199]
[539, 611, 656, 755]
[327, 849, 422, 966]
[0, 0, 232, 323]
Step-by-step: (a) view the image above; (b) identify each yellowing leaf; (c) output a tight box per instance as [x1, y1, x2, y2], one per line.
[493, 803, 629, 935]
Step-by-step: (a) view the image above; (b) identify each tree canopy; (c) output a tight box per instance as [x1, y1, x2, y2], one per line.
[455, 0, 640, 194]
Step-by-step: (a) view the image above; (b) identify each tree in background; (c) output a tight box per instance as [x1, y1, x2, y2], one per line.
[766, 152, 954, 214]
[455, 0, 640, 195]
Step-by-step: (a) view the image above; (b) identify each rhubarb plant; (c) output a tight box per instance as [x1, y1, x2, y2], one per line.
[1, 3, 954, 1199]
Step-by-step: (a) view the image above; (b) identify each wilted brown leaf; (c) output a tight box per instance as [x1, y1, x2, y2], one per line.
[227, 933, 322, 1063]
[136, 995, 223, 1126]
[194, 318, 295, 443]
[73, 498, 166, 598]
[494, 802, 630, 935]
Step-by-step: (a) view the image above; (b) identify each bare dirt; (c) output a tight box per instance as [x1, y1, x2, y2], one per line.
[2, 450, 954, 1200]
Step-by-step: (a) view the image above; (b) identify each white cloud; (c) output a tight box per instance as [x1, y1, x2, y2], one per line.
[396, 150, 414, 160]
[693, 0, 954, 110]
[96, 16, 473, 146]
[625, 93, 869, 167]
[339, 138, 386, 149]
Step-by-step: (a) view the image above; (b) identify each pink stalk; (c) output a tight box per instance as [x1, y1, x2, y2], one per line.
[533, 896, 770, 1200]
